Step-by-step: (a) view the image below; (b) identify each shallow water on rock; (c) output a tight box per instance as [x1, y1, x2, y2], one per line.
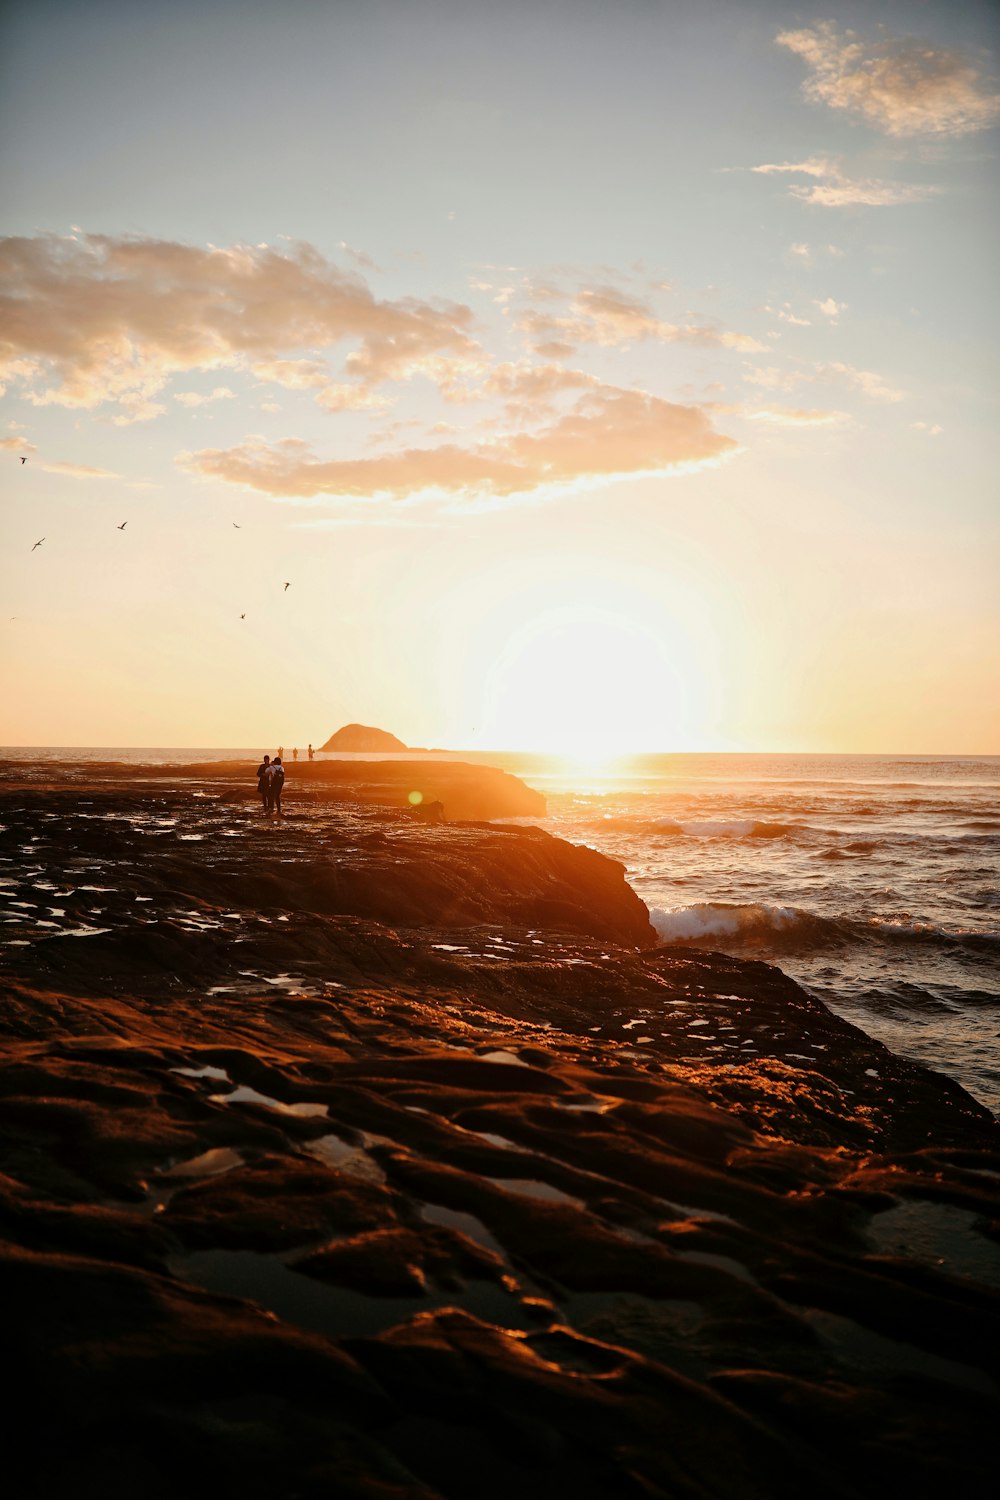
[173, 1245, 543, 1339]
[866, 1197, 1000, 1287]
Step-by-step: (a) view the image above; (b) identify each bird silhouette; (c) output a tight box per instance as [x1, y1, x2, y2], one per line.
[240, 613, 246, 619]
[233, 522, 241, 529]
[283, 581, 290, 591]
[31, 538, 44, 551]
[20, 456, 27, 464]
[117, 521, 127, 530]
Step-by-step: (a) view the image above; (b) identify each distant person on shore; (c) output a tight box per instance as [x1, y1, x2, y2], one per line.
[255, 754, 271, 815]
[277, 745, 284, 760]
[307, 743, 314, 760]
[292, 747, 298, 761]
[267, 756, 285, 817]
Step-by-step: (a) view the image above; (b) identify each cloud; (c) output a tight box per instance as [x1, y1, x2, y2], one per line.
[746, 407, 849, 426]
[821, 361, 905, 402]
[479, 361, 598, 422]
[37, 460, 122, 478]
[814, 297, 847, 320]
[753, 157, 936, 207]
[794, 179, 935, 209]
[517, 284, 764, 353]
[745, 365, 809, 392]
[337, 240, 378, 270]
[179, 384, 737, 502]
[777, 22, 1000, 138]
[746, 360, 905, 404]
[0, 233, 479, 420]
[754, 157, 836, 178]
[173, 386, 236, 407]
[1, 438, 120, 475]
[765, 302, 812, 326]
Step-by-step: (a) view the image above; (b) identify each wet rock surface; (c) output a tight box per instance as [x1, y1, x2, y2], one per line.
[0, 752, 547, 821]
[1, 770, 998, 1498]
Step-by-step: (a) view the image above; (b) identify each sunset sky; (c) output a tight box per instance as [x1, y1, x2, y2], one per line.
[1, 0, 997, 754]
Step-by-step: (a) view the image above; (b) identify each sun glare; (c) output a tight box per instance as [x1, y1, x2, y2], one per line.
[475, 594, 712, 756]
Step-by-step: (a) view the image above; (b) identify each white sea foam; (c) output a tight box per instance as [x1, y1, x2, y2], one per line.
[649, 901, 802, 943]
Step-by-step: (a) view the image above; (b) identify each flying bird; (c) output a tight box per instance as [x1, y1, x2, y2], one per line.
[233, 522, 241, 529]
[240, 613, 246, 619]
[117, 521, 127, 530]
[31, 538, 44, 551]
[20, 456, 27, 464]
[283, 581, 290, 591]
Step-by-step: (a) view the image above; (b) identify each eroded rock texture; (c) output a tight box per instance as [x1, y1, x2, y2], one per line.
[1, 771, 997, 1499]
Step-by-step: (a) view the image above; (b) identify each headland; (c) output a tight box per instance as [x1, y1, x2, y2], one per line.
[1, 757, 997, 1498]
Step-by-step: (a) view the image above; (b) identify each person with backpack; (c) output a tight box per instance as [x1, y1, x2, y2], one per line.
[267, 755, 286, 817]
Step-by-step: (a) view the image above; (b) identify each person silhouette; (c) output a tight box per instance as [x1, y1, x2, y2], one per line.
[292, 747, 298, 761]
[269, 756, 285, 817]
[255, 754, 271, 815]
[307, 743, 314, 760]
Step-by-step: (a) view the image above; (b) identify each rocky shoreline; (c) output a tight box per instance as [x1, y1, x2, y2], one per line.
[1, 762, 998, 1498]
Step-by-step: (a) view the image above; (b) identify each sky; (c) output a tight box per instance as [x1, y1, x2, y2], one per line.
[1, 0, 998, 754]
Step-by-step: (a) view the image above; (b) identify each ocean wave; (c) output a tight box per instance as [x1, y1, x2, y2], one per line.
[576, 815, 809, 840]
[649, 901, 1000, 958]
[817, 839, 880, 859]
[649, 901, 838, 950]
[649, 818, 805, 839]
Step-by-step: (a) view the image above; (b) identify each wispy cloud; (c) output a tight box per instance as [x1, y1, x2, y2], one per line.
[179, 383, 737, 503]
[745, 407, 849, 426]
[752, 157, 936, 207]
[765, 302, 812, 326]
[516, 283, 765, 354]
[1, 437, 118, 475]
[777, 22, 1000, 138]
[173, 386, 236, 407]
[745, 360, 905, 404]
[0, 233, 479, 421]
[821, 361, 906, 403]
[36, 460, 122, 479]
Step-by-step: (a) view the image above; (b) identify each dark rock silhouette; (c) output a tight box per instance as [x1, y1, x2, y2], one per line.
[30, 754, 545, 821]
[321, 723, 408, 752]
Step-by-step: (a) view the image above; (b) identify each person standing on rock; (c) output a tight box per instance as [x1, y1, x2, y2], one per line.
[267, 756, 286, 817]
[255, 754, 271, 815]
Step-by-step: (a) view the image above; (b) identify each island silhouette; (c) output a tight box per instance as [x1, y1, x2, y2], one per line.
[320, 723, 409, 752]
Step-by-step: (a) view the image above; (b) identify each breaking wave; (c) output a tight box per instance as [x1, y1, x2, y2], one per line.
[649, 901, 1000, 958]
[591, 817, 808, 840]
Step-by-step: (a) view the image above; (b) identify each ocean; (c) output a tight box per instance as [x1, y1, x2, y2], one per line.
[496, 751, 1000, 1116]
[5, 748, 999, 1114]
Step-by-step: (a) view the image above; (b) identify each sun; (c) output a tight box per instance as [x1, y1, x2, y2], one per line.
[475, 598, 710, 756]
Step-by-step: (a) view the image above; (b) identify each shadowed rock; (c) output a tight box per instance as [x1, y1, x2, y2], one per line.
[0, 762, 997, 1497]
